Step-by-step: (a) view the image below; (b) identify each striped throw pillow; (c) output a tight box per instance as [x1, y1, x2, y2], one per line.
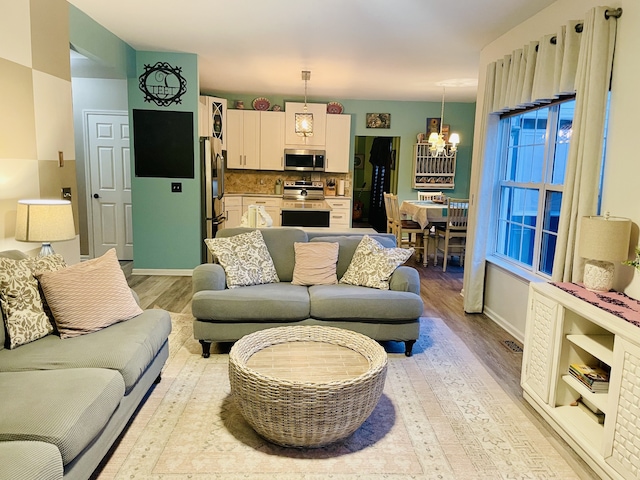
[36, 249, 143, 338]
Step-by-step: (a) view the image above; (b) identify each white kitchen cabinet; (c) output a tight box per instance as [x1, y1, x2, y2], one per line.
[226, 110, 260, 170]
[522, 281, 640, 480]
[260, 111, 285, 171]
[222, 195, 243, 229]
[325, 114, 351, 173]
[198, 96, 227, 149]
[242, 196, 282, 227]
[324, 197, 351, 228]
[284, 102, 327, 148]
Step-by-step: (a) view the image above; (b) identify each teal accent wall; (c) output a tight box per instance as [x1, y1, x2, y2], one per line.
[128, 52, 201, 269]
[68, 5, 134, 78]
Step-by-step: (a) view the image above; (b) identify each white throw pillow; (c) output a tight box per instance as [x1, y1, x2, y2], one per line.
[339, 235, 413, 290]
[205, 230, 279, 288]
[292, 242, 339, 286]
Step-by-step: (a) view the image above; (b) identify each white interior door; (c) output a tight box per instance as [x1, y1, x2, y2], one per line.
[87, 112, 133, 260]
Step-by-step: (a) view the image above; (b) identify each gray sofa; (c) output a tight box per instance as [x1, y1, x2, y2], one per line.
[0, 249, 172, 480]
[192, 227, 424, 357]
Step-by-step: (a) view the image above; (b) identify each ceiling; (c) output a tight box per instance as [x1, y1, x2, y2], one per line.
[68, 0, 557, 103]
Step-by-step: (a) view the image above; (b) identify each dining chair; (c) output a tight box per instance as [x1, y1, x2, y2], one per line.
[434, 198, 469, 272]
[388, 194, 427, 263]
[417, 191, 443, 201]
[383, 192, 395, 234]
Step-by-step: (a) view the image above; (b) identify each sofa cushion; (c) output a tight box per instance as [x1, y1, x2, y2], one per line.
[0, 309, 171, 394]
[36, 249, 143, 339]
[205, 230, 279, 288]
[0, 440, 63, 480]
[309, 284, 424, 321]
[0, 254, 66, 348]
[216, 227, 308, 282]
[310, 235, 396, 279]
[0, 368, 125, 466]
[339, 236, 413, 289]
[292, 241, 339, 286]
[192, 283, 310, 321]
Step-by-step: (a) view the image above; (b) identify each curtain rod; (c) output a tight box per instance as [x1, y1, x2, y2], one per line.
[605, 8, 622, 19]
[548, 8, 622, 45]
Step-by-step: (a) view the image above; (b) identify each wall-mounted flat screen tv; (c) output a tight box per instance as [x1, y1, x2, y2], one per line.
[132, 109, 195, 178]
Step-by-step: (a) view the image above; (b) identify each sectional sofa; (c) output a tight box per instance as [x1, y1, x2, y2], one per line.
[192, 227, 424, 356]
[0, 249, 172, 480]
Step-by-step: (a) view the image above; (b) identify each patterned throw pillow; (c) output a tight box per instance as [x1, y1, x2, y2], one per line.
[205, 230, 279, 288]
[339, 235, 414, 290]
[0, 254, 66, 348]
[292, 242, 339, 286]
[36, 249, 143, 339]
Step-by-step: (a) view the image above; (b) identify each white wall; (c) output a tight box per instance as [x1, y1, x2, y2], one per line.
[475, 0, 638, 332]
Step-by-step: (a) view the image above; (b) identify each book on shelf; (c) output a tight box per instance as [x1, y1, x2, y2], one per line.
[576, 398, 605, 424]
[568, 363, 609, 393]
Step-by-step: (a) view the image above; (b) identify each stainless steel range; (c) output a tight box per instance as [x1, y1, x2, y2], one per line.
[281, 180, 332, 227]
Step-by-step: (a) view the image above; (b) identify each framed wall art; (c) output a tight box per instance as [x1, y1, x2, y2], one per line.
[354, 154, 365, 169]
[366, 113, 391, 129]
[426, 117, 450, 141]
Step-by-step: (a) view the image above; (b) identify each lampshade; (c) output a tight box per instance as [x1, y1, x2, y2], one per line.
[295, 112, 314, 137]
[15, 200, 75, 256]
[579, 215, 631, 262]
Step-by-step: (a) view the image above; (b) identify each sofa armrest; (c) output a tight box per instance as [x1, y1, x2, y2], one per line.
[389, 266, 420, 295]
[192, 263, 227, 293]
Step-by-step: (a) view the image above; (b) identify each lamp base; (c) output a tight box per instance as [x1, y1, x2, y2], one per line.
[38, 242, 55, 257]
[583, 259, 615, 292]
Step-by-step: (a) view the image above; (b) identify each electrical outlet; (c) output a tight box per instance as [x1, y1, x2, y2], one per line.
[171, 182, 182, 193]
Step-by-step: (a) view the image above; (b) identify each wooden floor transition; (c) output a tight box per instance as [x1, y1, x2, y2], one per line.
[124, 255, 599, 479]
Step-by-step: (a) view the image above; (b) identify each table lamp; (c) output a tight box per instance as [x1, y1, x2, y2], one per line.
[579, 214, 631, 291]
[14, 199, 76, 256]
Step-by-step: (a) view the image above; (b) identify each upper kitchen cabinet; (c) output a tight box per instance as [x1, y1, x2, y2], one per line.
[226, 109, 260, 170]
[284, 102, 326, 148]
[325, 114, 351, 173]
[199, 96, 227, 149]
[260, 111, 285, 171]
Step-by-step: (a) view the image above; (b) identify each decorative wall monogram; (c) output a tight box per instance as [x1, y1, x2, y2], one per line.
[138, 62, 188, 106]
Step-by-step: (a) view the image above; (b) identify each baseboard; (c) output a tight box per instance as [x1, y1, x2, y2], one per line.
[131, 268, 193, 276]
[483, 305, 524, 343]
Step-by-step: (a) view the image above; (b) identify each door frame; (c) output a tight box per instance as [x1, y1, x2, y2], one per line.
[82, 109, 129, 260]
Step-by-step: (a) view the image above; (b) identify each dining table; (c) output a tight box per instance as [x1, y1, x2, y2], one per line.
[399, 200, 448, 230]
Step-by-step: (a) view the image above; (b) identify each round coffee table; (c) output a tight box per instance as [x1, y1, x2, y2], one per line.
[228, 325, 388, 448]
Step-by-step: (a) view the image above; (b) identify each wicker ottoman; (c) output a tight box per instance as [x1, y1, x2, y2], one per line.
[228, 325, 388, 448]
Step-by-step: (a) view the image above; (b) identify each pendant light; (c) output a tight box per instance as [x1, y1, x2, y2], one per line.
[428, 87, 460, 154]
[295, 70, 313, 137]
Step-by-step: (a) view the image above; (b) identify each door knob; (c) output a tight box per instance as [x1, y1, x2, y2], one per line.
[93, 193, 100, 199]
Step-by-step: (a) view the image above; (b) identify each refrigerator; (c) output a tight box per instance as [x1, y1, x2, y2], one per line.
[201, 137, 226, 263]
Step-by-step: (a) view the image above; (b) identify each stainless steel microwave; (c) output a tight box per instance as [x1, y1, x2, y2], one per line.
[284, 149, 325, 172]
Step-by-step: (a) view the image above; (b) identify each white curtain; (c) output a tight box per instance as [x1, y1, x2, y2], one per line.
[552, 7, 618, 282]
[463, 6, 620, 313]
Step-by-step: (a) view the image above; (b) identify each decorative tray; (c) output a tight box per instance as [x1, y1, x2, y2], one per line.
[252, 97, 271, 111]
[327, 102, 344, 114]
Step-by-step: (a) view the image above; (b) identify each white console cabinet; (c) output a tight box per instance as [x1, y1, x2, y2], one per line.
[522, 282, 640, 480]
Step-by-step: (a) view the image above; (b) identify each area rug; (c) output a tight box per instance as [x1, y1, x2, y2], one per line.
[96, 313, 581, 480]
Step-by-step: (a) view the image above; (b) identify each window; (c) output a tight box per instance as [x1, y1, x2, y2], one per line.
[493, 99, 575, 276]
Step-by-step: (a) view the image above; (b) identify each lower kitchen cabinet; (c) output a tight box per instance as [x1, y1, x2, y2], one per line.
[242, 196, 281, 227]
[325, 197, 351, 228]
[522, 281, 640, 480]
[223, 196, 243, 228]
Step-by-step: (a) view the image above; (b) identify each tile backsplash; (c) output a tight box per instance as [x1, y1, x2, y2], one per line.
[225, 170, 352, 197]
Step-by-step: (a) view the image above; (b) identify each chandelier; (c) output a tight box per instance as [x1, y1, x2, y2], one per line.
[428, 87, 460, 154]
[295, 70, 313, 137]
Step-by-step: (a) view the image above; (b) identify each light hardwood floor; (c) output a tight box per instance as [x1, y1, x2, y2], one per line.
[124, 256, 599, 479]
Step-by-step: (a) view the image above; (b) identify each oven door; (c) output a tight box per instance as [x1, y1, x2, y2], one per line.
[281, 209, 330, 227]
